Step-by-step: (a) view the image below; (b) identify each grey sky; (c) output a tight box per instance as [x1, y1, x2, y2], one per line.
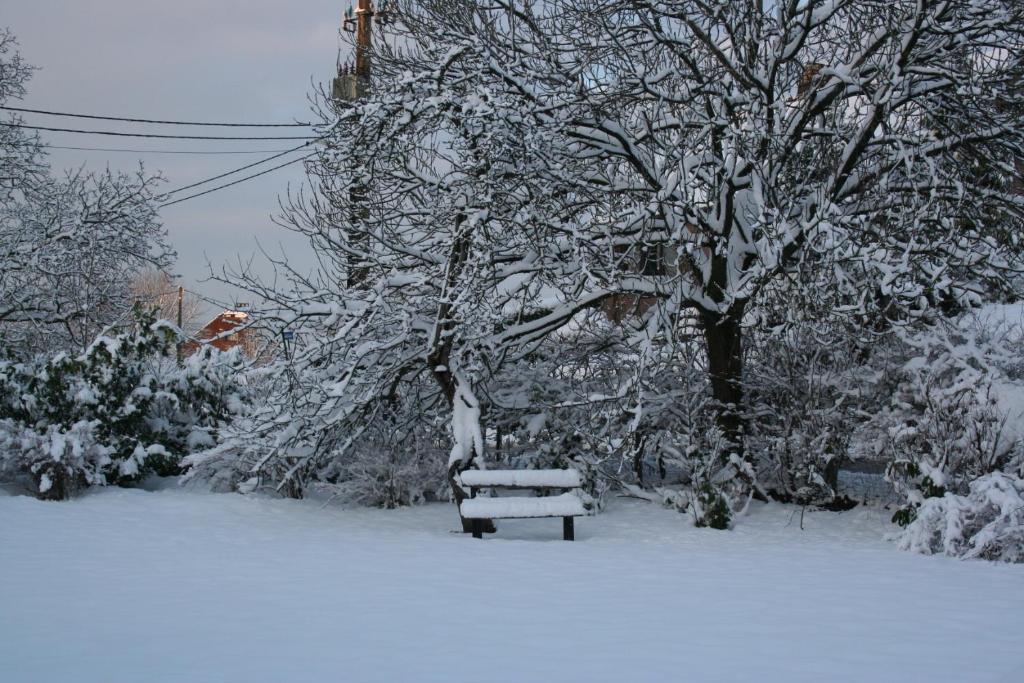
[5, 0, 345, 309]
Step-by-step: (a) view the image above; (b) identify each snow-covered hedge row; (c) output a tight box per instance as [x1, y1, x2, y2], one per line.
[0, 310, 247, 499]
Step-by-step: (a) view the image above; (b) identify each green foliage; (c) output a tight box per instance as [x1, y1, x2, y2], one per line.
[0, 307, 247, 498]
[891, 506, 917, 528]
[890, 465, 948, 527]
[694, 482, 731, 530]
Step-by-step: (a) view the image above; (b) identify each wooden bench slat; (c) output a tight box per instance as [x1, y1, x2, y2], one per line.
[459, 469, 582, 489]
[460, 493, 587, 519]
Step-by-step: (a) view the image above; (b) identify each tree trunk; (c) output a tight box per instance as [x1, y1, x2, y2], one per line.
[428, 351, 493, 533]
[700, 307, 745, 458]
[446, 460, 494, 534]
[427, 212, 494, 534]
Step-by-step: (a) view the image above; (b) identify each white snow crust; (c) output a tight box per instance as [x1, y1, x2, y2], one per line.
[1, 487, 1023, 682]
[459, 468, 582, 489]
[460, 492, 586, 519]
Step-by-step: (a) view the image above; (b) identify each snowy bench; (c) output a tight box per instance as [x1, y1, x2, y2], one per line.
[459, 469, 587, 541]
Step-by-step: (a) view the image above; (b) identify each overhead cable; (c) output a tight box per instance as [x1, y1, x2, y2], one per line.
[45, 144, 301, 155]
[161, 141, 317, 197]
[160, 154, 314, 208]
[1, 105, 313, 127]
[0, 121, 316, 141]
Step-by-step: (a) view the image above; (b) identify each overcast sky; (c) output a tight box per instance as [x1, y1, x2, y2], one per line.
[5, 0, 345, 310]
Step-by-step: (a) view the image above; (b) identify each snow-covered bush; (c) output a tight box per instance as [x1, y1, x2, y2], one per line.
[328, 409, 449, 508]
[0, 309, 248, 499]
[894, 472, 1024, 563]
[882, 380, 1007, 525]
[182, 367, 449, 505]
[485, 333, 641, 492]
[692, 482, 732, 530]
[147, 344, 249, 458]
[0, 419, 111, 500]
[745, 312, 863, 505]
[845, 315, 1024, 526]
[645, 413, 745, 527]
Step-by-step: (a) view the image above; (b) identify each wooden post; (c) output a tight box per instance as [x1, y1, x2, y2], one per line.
[176, 285, 184, 365]
[563, 517, 574, 541]
[354, 0, 372, 97]
[338, 0, 375, 286]
[472, 518, 483, 539]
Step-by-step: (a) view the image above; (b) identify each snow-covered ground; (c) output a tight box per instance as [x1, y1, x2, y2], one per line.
[2, 486, 1023, 683]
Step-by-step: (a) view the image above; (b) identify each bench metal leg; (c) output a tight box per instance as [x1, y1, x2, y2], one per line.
[472, 518, 483, 539]
[563, 516, 574, 541]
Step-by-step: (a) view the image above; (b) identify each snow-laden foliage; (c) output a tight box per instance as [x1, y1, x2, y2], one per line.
[835, 312, 1024, 526]
[0, 418, 112, 501]
[895, 472, 1024, 562]
[0, 29, 172, 356]
[197, 1, 1022, 535]
[743, 289, 867, 504]
[324, 401, 450, 508]
[0, 310, 248, 499]
[183, 371, 450, 506]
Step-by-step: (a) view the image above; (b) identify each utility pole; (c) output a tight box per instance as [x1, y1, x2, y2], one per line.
[176, 285, 184, 365]
[334, 1, 390, 102]
[355, 0, 373, 98]
[334, 1, 391, 287]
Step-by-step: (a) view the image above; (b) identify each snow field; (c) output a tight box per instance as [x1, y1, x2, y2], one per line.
[1, 486, 1023, 682]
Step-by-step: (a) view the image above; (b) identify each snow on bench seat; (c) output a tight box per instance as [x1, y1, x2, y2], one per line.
[459, 469, 582, 489]
[460, 493, 587, 519]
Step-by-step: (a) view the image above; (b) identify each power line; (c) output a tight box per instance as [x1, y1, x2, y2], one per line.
[160, 154, 314, 208]
[44, 144, 301, 155]
[0, 121, 316, 141]
[1, 105, 314, 127]
[162, 142, 316, 197]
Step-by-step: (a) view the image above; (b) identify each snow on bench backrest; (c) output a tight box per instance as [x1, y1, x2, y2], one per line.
[459, 469, 582, 489]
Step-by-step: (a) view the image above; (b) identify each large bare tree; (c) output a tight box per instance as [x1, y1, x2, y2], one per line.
[193, 0, 1023, 517]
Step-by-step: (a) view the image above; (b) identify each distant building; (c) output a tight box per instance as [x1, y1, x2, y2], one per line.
[182, 310, 260, 358]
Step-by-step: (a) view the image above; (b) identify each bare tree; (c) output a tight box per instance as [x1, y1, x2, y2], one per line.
[0, 29, 45, 204]
[0, 29, 173, 356]
[130, 269, 203, 334]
